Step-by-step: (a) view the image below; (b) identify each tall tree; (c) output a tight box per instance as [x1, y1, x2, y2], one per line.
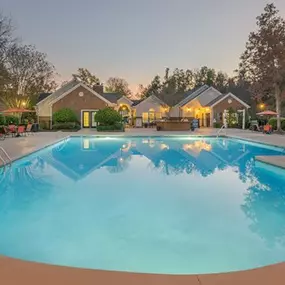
[239, 3, 285, 131]
[134, 84, 147, 99]
[143, 75, 162, 98]
[214, 71, 228, 93]
[193, 66, 216, 87]
[0, 13, 13, 62]
[72, 68, 100, 87]
[0, 13, 13, 96]
[1, 44, 56, 108]
[105, 77, 132, 97]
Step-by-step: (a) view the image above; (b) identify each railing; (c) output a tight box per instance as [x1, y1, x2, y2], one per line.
[217, 125, 227, 137]
[0, 147, 12, 166]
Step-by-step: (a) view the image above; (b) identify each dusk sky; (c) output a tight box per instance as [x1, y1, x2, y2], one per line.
[2, 0, 285, 92]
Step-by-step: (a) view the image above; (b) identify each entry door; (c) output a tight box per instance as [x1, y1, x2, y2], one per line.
[82, 111, 90, 128]
[91, 111, 97, 127]
[82, 110, 97, 128]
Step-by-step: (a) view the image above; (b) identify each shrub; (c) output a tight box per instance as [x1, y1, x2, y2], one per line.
[22, 112, 37, 123]
[5, 115, 19, 125]
[53, 108, 78, 123]
[226, 107, 238, 128]
[268, 117, 285, 130]
[52, 122, 80, 130]
[213, 122, 222, 128]
[0, 114, 6, 125]
[95, 107, 122, 126]
[97, 123, 124, 132]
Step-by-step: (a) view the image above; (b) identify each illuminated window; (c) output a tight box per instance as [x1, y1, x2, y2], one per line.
[149, 112, 155, 122]
[83, 112, 90, 127]
[142, 113, 149, 123]
[155, 112, 162, 120]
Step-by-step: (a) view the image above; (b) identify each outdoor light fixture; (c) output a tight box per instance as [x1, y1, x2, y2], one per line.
[187, 108, 192, 112]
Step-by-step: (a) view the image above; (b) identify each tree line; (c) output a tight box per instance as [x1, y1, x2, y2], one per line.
[1, 3, 285, 130]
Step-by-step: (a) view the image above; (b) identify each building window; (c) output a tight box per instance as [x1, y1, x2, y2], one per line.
[142, 113, 149, 123]
[155, 112, 162, 120]
[149, 111, 155, 122]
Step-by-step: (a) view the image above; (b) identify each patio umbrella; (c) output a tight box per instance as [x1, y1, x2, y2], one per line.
[256, 110, 278, 116]
[1, 108, 35, 114]
[1, 108, 36, 125]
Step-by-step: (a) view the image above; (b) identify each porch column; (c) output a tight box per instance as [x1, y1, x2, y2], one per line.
[242, 109, 246, 130]
[210, 108, 214, 127]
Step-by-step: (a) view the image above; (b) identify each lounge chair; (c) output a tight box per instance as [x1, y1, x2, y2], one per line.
[8, 125, 17, 137]
[249, 120, 261, 132]
[25, 124, 34, 135]
[17, 126, 26, 136]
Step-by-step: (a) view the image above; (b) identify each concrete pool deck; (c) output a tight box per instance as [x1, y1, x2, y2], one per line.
[1, 128, 285, 284]
[0, 256, 284, 285]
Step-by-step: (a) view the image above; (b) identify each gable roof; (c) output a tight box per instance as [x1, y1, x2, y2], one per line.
[40, 80, 113, 105]
[37, 92, 52, 103]
[205, 94, 226, 107]
[132, 99, 144, 106]
[117, 95, 134, 105]
[209, 92, 251, 108]
[36, 79, 80, 105]
[157, 86, 204, 107]
[101, 93, 122, 103]
[133, 94, 167, 109]
[175, 85, 210, 107]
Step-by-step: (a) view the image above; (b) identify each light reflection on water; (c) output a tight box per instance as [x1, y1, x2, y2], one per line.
[0, 137, 285, 274]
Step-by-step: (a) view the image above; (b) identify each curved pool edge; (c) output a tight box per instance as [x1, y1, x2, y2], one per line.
[1, 256, 284, 285]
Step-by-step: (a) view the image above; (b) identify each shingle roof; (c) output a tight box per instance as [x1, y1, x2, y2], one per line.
[36, 79, 80, 105]
[157, 85, 209, 107]
[157, 91, 187, 107]
[205, 94, 226, 107]
[132, 99, 144, 106]
[101, 93, 122, 103]
[177, 85, 210, 107]
[37, 92, 52, 103]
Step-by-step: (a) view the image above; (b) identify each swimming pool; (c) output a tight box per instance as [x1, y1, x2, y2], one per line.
[0, 136, 285, 274]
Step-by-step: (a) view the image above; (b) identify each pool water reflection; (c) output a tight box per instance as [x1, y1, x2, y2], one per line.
[0, 137, 285, 274]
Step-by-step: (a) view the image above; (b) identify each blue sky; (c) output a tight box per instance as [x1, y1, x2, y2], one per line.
[2, 0, 285, 92]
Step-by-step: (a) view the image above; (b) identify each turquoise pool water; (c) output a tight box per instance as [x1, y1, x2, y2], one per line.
[0, 136, 285, 274]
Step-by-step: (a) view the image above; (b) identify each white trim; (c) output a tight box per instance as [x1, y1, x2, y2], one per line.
[175, 85, 212, 107]
[81, 109, 99, 128]
[210, 92, 250, 109]
[49, 82, 114, 106]
[133, 95, 168, 109]
[36, 79, 78, 106]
